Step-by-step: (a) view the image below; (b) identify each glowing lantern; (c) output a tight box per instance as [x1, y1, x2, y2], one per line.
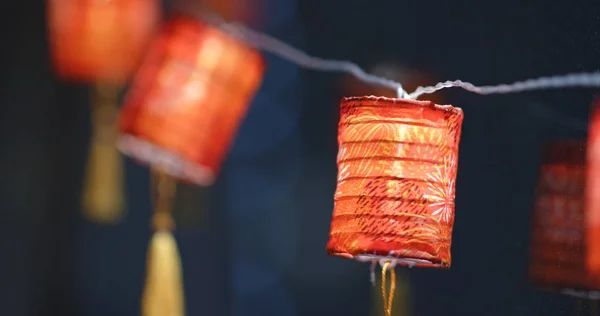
[587, 98, 600, 284]
[118, 14, 265, 185]
[47, 0, 160, 83]
[529, 141, 600, 299]
[327, 96, 464, 268]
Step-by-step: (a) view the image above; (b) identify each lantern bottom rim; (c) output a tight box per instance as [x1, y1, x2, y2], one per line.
[330, 252, 450, 269]
[117, 135, 216, 186]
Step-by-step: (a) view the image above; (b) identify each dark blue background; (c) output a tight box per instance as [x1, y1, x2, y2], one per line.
[1, 0, 600, 315]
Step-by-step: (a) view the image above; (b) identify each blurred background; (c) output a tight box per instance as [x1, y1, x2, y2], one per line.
[1, 0, 600, 315]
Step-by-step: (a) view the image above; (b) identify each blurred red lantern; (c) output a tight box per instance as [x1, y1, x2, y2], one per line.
[587, 98, 600, 283]
[118, 14, 265, 185]
[47, 0, 160, 84]
[326, 96, 464, 268]
[529, 141, 600, 296]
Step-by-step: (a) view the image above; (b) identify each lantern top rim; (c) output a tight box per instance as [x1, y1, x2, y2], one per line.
[341, 95, 463, 115]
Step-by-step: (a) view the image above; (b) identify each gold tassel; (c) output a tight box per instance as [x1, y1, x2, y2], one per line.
[82, 84, 125, 223]
[142, 170, 185, 316]
[371, 262, 411, 316]
[381, 262, 397, 316]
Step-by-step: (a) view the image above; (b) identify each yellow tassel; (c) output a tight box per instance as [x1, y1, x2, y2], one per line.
[371, 263, 412, 316]
[142, 169, 185, 316]
[141, 230, 185, 316]
[82, 84, 125, 223]
[381, 262, 396, 316]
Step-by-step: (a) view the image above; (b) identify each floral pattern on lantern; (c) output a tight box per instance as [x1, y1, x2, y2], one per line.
[47, 0, 160, 83]
[529, 141, 600, 296]
[326, 96, 464, 268]
[118, 14, 265, 185]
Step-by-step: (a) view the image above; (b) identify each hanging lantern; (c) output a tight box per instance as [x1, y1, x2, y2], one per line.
[47, 0, 160, 223]
[327, 96, 464, 268]
[529, 141, 600, 300]
[47, 0, 160, 84]
[587, 97, 600, 284]
[118, 14, 265, 185]
[326, 96, 463, 316]
[142, 169, 185, 316]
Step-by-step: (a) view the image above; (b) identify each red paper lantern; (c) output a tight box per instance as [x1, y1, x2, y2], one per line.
[587, 98, 600, 283]
[47, 0, 160, 83]
[118, 15, 265, 185]
[326, 96, 464, 268]
[529, 141, 600, 296]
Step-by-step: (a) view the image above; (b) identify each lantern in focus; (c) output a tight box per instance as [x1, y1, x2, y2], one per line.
[327, 96, 463, 267]
[587, 98, 600, 284]
[118, 14, 265, 185]
[529, 141, 600, 302]
[326, 96, 463, 315]
[47, 0, 160, 223]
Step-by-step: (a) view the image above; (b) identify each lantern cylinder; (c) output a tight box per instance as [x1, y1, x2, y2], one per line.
[118, 15, 265, 185]
[47, 0, 160, 83]
[529, 141, 600, 295]
[326, 96, 464, 268]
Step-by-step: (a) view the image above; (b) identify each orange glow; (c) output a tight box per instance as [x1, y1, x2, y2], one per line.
[47, 0, 160, 83]
[118, 15, 264, 185]
[529, 141, 600, 292]
[587, 98, 600, 284]
[326, 96, 464, 268]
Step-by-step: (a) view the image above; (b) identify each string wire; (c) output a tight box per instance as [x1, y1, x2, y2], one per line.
[202, 13, 600, 100]
[201, 13, 409, 98]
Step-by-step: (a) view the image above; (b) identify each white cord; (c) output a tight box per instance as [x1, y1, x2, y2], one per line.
[202, 13, 408, 97]
[409, 73, 600, 99]
[203, 13, 600, 100]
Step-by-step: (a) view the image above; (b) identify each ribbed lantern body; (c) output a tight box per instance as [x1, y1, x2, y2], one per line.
[529, 141, 600, 293]
[326, 97, 464, 268]
[47, 0, 159, 83]
[118, 15, 265, 185]
[587, 99, 600, 282]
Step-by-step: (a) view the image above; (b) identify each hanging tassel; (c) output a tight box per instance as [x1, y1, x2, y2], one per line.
[82, 83, 125, 223]
[381, 262, 397, 316]
[142, 169, 185, 316]
[371, 263, 412, 316]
